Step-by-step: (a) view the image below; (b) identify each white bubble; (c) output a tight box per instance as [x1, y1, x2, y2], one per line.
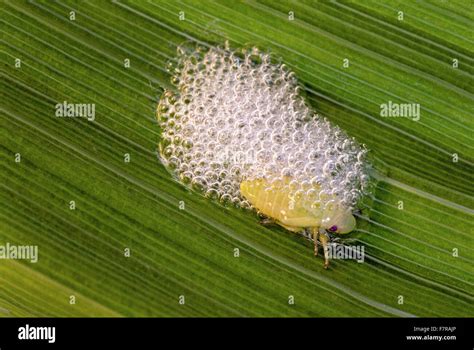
[157, 44, 371, 212]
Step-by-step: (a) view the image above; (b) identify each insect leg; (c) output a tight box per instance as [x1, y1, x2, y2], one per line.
[312, 227, 319, 256]
[318, 230, 330, 269]
[259, 218, 275, 226]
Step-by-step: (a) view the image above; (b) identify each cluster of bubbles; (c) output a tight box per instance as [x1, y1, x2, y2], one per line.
[157, 43, 371, 214]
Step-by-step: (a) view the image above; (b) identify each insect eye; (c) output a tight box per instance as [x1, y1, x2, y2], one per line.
[329, 225, 338, 232]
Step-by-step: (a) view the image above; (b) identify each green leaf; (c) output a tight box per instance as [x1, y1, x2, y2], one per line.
[1, 0, 472, 317]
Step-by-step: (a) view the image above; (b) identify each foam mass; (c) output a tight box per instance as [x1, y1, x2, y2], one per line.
[157, 44, 371, 214]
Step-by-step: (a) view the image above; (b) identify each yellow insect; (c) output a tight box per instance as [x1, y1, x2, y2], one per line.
[240, 177, 356, 269]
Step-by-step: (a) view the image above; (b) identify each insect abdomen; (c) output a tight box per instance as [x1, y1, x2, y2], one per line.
[240, 178, 320, 229]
